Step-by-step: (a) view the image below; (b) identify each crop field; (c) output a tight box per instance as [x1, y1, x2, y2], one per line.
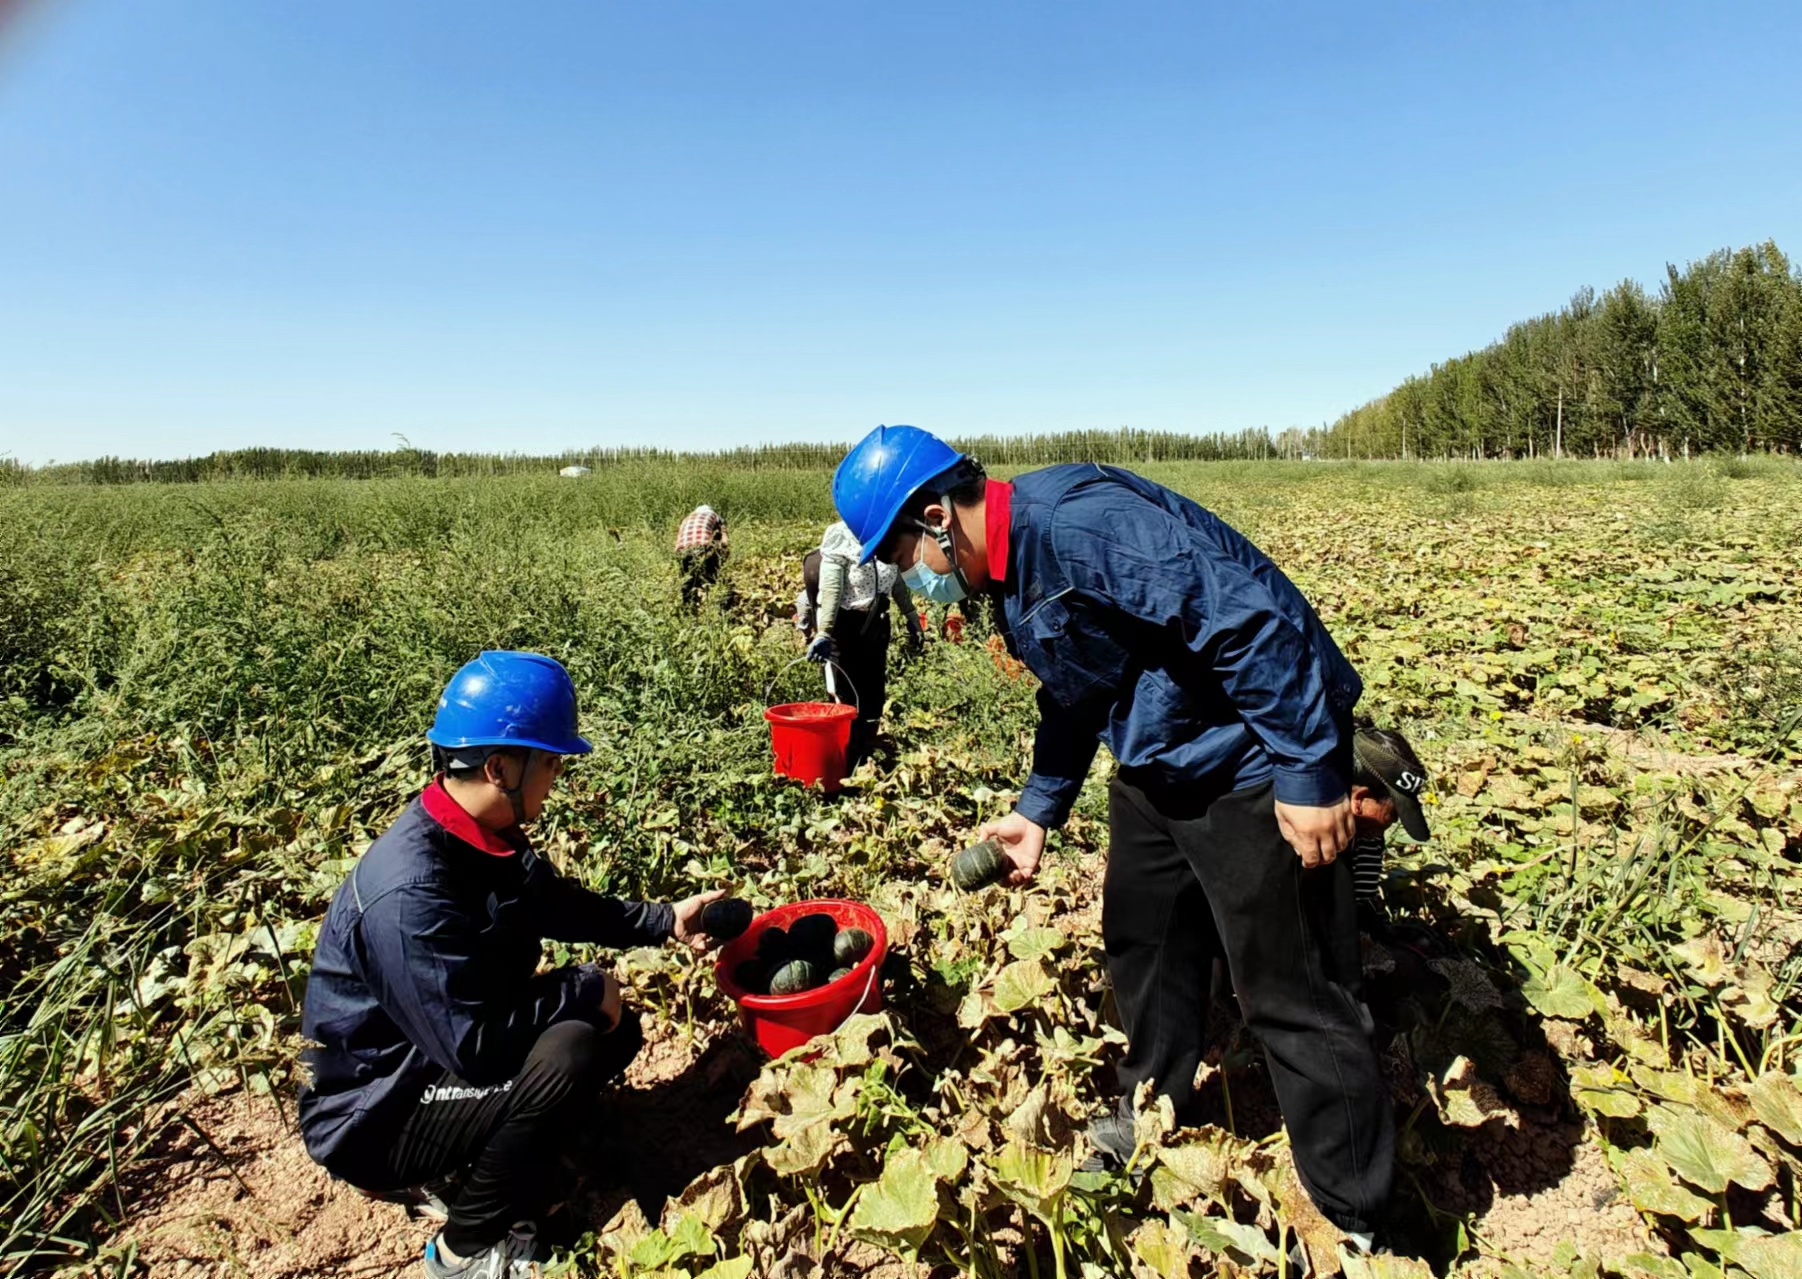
[2, 458, 1800, 1278]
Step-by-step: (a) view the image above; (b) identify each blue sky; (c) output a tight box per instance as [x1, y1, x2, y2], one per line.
[1, 1, 1798, 465]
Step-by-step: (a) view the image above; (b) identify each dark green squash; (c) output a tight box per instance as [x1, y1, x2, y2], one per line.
[768, 958, 820, 996]
[832, 927, 875, 968]
[701, 897, 754, 941]
[787, 912, 838, 960]
[828, 966, 855, 984]
[756, 925, 792, 962]
[950, 838, 1011, 891]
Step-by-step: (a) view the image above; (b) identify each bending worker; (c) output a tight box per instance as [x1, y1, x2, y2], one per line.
[674, 503, 728, 609]
[833, 425, 1390, 1254]
[299, 651, 725, 1279]
[805, 518, 924, 772]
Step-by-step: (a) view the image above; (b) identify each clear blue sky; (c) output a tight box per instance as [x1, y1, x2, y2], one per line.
[2, 1, 1798, 465]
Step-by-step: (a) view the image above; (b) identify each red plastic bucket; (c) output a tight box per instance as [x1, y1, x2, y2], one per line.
[715, 899, 889, 1059]
[764, 701, 857, 791]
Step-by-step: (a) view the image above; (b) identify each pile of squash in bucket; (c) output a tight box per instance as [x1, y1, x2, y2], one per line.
[706, 838, 1013, 1059]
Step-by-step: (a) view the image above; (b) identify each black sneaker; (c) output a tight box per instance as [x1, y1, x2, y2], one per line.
[1078, 1109, 1138, 1173]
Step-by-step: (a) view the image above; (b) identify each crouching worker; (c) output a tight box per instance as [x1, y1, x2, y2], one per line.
[1348, 724, 1432, 936]
[298, 651, 724, 1278]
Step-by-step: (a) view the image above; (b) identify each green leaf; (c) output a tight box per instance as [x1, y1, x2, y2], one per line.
[1151, 1136, 1232, 1212]
[1748, 1071, 1802, 1146]
[1571, 1064, 1643, 1119]
[1005, 924, 1065, 962]
[1521, 963, 1600, 1019]
[992, 958, 1055, 1013]
[993, 1140, 1072, 1224]
[1176, 1210, 1280, 1266]
[1620, 1255, 1690, 1279]
[1731, 1231, 1802, 1279]
[765, 1116, 843, 1177]
[1649, 1105, 1774, 1194]
[667, 1212, 717, 1263]
[630, 1228, 679, 1271]
[844, 1147, 942, 1256]
[921, 1135, 969, 1184]
[1129, 1219, 1194, 1279]
[1692, 1228, 1802, 1279]
[1619, 1149, 1713, 1223]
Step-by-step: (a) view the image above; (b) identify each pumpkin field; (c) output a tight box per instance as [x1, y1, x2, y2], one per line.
[2, 457, 1800, 1278]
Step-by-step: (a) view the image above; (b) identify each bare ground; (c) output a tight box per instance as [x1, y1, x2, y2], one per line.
[91, 1021, 763, 1279]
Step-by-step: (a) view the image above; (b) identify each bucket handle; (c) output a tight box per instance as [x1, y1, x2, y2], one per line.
[830, 958, 883, 1039]
[764, 654, 860, 714]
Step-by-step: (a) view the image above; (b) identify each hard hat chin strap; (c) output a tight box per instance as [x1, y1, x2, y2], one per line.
[929, 494, 973, 597]
[499, 749, 534, 827]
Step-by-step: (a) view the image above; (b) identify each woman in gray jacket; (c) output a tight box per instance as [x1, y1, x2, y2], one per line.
[804, 520, 924, 770]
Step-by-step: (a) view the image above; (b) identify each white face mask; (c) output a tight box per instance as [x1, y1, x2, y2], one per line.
[902, 513, 969, 603]
[903, 555, 968, 603]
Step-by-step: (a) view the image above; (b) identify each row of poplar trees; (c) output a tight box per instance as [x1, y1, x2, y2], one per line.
[1324, 241, 1802, 459]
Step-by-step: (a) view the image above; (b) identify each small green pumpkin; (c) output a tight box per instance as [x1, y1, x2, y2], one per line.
[832, 927, 875, 968]
[788, 912, 838, 960]
[768, 958, 820, 996]
[950, 838, 1010, 891]
[756, 925, 791, 962]
[701, 898, 754, 941]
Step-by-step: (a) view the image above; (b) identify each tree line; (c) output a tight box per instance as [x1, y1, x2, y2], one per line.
[1319, 240, 1802, 460]
[10, 427, 1293, 485]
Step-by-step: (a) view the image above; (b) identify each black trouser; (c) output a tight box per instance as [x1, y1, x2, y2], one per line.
[331, 1013, 643, 1254]
[1104, 774, 1393, 1235]
[829, 604, 889, 768]
[679, 548, 723, 608]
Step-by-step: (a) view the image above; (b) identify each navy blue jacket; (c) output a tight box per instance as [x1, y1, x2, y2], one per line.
[998, 465, 1362, 829]
[298, 797, 673, 1164]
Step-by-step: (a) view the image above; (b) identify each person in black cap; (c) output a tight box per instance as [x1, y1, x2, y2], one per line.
[1348, 725, 1432, 933]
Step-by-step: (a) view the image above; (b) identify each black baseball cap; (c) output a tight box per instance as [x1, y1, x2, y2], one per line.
[1352, 727, 1431, 842]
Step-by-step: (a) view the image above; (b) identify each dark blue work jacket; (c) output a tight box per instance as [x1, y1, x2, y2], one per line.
[298, 797, 672, 1165]
[997, 464, 1362, 828]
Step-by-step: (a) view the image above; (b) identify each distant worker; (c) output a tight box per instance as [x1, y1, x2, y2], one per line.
[298, 651, 727, 1279]
[805, 519, 924, 772]
[673, 503, 728, 609]
[833, 425, 1392, 1255]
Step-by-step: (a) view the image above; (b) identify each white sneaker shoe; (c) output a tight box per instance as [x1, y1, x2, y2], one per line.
[423, 1221, 541, 1278]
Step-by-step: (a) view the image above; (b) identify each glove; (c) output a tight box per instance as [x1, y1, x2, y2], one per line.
[904, 613, 926, 652]
[806, 634, 836, 664]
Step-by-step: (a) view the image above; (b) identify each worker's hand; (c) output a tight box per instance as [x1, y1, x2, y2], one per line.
[671, 888, 728, 952]
[976, 811, 1047, 885]
[806, 635, 836, 665]
[904, 615, 926, 653]
[1274, 797, 1355, 868]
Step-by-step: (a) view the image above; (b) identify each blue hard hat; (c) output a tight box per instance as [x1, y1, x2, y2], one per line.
[426, 651, 593, 755]
[832, 425, 967, 564]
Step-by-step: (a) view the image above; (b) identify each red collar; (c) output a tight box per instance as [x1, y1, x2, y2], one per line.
[984, 479, 1012, 585]
[421, 778, 520, 857]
